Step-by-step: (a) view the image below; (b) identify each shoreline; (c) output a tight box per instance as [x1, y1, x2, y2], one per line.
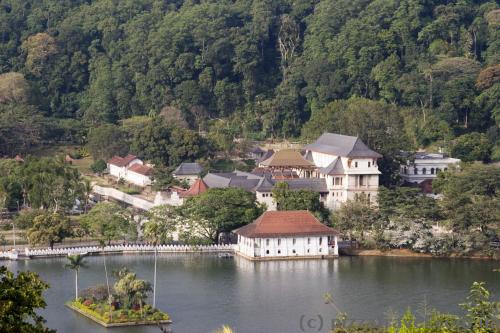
[340, 248, 500, 260]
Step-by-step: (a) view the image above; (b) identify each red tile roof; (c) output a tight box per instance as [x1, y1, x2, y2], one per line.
[108, 154, 138, 167]
[233, 210, 337, 238]
[127, 163, 153, 176]
[181, 178, 209, 198]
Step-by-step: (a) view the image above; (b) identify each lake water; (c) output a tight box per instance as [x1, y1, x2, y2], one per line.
[3, 254, 499, 333]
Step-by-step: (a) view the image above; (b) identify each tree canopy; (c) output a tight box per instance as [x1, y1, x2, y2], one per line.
[178, 187, 264, 243]
[0, 0, 497, 159]
[0, 266, 55, 333]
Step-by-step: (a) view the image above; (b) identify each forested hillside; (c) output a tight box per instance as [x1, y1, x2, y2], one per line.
[0, 0, 499, 161]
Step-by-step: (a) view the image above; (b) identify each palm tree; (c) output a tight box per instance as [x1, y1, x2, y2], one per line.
[81, 178, 93, 213]
[142, 205, 177, 308]
[65, 254, 88, 300]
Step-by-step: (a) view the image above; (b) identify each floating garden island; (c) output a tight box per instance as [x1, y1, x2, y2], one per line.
[65, 260, 171, 328]
[66, 299, 170, 327]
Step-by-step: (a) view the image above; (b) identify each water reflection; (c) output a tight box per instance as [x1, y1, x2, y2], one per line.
[3, 255, 498, 333]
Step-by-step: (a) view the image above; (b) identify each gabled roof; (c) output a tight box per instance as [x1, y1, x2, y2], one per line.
[108, 154, 139, 167]
[318, 157, 345, 175]
[181, 178, 209, 197]
[260, 149, 315, 168]
[128, 163, 153, 176]
[257, 149, 274, 164]
[173, 162, 203, 176]
[305, 133, 382, 158]
[233, 210, 337, 238]
[249, 146, 266, 154]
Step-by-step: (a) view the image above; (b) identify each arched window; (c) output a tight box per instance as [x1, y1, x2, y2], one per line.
[422, 168, 427, 174]
[414, 168, 418, 174]
[431, 168, 435, 174]
[403, 167, 407, 174]
[436, 168, 440, 173]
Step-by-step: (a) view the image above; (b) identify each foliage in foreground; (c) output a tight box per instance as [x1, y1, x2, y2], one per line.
[0, 266, 54, 333]
[328, 282, 500, 333]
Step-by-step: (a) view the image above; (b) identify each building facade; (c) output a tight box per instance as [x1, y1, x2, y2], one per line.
[233, 210, 339, 260]
[107, 154, 153, 187]
[400, 152, 460, 184]
[304, 133, 382, 209]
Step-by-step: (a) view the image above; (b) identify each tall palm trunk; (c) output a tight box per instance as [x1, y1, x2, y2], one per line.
[153, 246, 157, 308]
[75, 269, 79, 300]
[102, 245, 112, 321]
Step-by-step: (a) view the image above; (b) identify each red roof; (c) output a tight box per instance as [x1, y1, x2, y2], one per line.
[127, 163, 153, 176]
[108, 154, 138, 167]
[233, 210, 337, 238]
[181, 178, 208, 198]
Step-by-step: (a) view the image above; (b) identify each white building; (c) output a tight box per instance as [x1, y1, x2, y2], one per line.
[233, 210, 339, 260]
[400, 152, 460, 184]
[107, 154, 153, 187]
[304, 133, 382, 209]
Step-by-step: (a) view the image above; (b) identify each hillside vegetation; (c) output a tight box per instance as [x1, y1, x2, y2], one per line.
[0, 0, 498, 162]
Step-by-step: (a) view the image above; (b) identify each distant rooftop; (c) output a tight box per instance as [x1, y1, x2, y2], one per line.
[259, 149, 315, 168]
[318, 157, 345, 175]
[203, 171, 328, 193]
[305, 133, 382, 158]
[173, 162, 203, 176]
[255, 177, 328, 193]
[108, 154, 139, 167]
[181, 178, 209, 198]
[203, 171, 261, 192]
[128, 163, 153, 176]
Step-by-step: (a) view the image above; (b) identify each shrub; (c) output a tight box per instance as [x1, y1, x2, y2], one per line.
[90, 159, 107, 174]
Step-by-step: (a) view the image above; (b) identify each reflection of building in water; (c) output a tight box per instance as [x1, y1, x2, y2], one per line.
[234, 255, 338, 274]
[234, 211, 339, 260]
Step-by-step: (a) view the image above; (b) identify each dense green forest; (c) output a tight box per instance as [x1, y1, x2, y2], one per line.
[0, 0, 499, 162]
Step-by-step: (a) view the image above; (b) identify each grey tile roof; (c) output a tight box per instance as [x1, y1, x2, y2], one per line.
[173, 162, 203, 176]
[255, 177, 328, 193]
[204, 171, 328, 193]
[305, 133, 382, 158]
[318, 157, 345, 175]
[203, 171, 261, 191]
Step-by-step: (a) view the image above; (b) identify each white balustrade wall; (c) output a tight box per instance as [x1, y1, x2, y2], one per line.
[0, 244, 236, 259]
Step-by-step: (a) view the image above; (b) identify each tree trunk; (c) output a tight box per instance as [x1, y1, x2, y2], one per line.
[75, 270, 78, 300]
[153, 247, 157, 308]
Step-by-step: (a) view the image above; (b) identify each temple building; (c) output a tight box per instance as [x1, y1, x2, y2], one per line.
[304, 133, 382, 209]
[233, 210, 339, 260]
[258, 149, 315, 178]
